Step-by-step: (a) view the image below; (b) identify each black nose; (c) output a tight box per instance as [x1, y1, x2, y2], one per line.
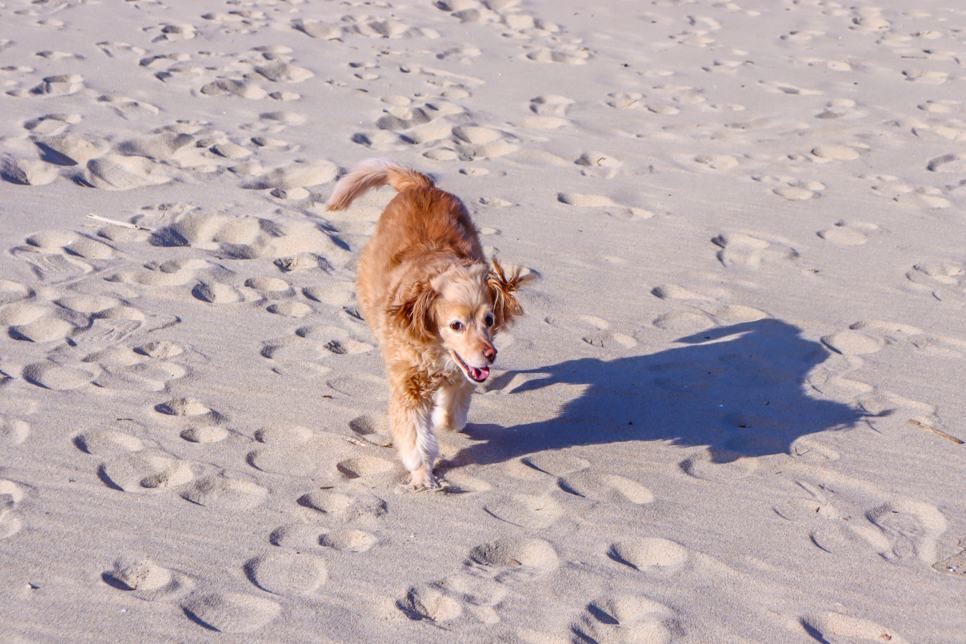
[483, 346, 497, 363]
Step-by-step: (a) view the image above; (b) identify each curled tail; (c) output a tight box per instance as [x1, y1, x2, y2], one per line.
[326, 158, 434, 211]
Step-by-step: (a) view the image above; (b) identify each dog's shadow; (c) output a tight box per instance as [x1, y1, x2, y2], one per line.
[458, 319, 866, 466]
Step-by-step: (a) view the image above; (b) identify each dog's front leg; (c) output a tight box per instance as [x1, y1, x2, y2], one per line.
[389, 383, 439, 489]
[432, 378, 474, 433]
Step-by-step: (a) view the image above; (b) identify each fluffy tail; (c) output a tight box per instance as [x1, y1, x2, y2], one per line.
[326, 158, 434, 211]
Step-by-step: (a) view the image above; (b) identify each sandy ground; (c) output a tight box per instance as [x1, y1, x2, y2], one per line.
[1, 0, 965, 642]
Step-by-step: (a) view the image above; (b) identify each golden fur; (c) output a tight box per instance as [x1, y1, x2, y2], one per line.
[327, 159, 532, 489]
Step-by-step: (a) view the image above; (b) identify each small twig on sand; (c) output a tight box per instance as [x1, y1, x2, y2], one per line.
[908, 419, 964, 445]
[86, 213, 151, 231]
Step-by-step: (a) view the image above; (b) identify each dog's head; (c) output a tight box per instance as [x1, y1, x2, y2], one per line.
[390, 260, 532, 384]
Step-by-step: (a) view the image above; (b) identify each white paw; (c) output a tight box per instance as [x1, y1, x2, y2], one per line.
[410, 468, 439, 490]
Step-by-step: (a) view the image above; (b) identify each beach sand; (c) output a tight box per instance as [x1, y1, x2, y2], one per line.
[1, 0, 964, 641]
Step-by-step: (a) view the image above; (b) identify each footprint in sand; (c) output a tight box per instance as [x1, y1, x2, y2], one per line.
[336, 455, 395, 481]
[605, 91, 678, 115]
[260, 337, 330, 378]
[0, 479, 27, 539]
[244, 551, 327, 596]
[192, 281, 242, 304]
[346, 17, 433, 39]
[543, 314, 636, 350]
[297, 490, 388, 523]
[399, 570, 512, 624]
[180, 474, 268, 512]
[104, 554, 194, 602]
[99, 450, 194, 493]
[319, 528, 380, 553]
[754, 175, 824, 200]
[864, 499, 949, 564]
[182, 591, 281, 633]
[864, 174, 953, 209]
[292, 19, 342, 40]
[326, 373, 386, 399]
[820, 329, 883, 356]
[1, 155, 60, 186]
[398, 583, 465, 623]
[903, 70, 949, 85]
[155, 210, 350, 265]
[21, 74, 85, 97]
[530, 95, 574, 117]
[557, 471, 655, 506]
[348, 413, 392, 448]
[933, 540, 966, 577]
[608, 537, 689, 575]
[181, 425, 231, 443]
[248, 445, 320, 478]
[437, 572, 506, 609]
[575, 151, 622, 179]
[521, 451, 590, 477]
[199, 78, 268, 100]
[571, 596, 681, 644]
[465, 536, 559, 583]
[3, 301, 70, 342]
[525, 47, 589, 65]
[712, 231, 799, 270]
[0, 415, 30, 446]
[777, 477, 948, 566]
[35, 133, 109, 166]
[92, 355, 186, 392]
[269, 522, 378, 554]
[297, 325, 374, 354]
[12, 249, 92, 283]
[817, 221, 887, 246]
[154, 397, 224, 425]
[266, 301, 312, 318]
[905, 259, 965, 304]
[680, 449, 759, 481]
[451, 125, 519, 160]
[557, 192, 653, 221]
[23, 113, 80, 136]
[483, 493, 564, 530]
[801, 612, 910, 644]
[73, 306, 146, 347]
[22, 361, 98, 390]
[75, 427, 143, 457]
[82, 154, 174, 190]
[651, 309, 716, 335]
[810, 144, 861, 163]
[253, 428, 361, 481]
[691, 153, 740, 172]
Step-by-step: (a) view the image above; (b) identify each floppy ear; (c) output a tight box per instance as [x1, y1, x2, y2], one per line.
[487, 258, 535, 331]
[389, 280, 439, 343]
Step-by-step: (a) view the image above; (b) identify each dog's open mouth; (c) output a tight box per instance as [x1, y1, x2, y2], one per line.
[451, 351, 490, 383]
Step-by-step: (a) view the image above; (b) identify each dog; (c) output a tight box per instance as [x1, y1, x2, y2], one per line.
[327, 159, 532, 489]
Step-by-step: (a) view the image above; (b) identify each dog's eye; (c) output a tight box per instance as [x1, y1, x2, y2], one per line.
[449, 321, 464, 332]
[484, 313, 494, 327]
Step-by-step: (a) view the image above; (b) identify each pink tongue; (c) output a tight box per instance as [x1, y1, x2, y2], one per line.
[471, 366, 490, 381]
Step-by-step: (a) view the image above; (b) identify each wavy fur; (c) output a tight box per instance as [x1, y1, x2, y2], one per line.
[326, 158, 434, 211]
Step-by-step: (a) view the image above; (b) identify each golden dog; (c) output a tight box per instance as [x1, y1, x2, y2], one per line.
[327, 159, 531, 489]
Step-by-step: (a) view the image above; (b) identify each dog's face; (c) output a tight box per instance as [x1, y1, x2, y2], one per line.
[433, 266, 497, 383]
[391, 261, 531, 384]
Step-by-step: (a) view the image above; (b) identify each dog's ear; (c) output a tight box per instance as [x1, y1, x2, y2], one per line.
[487, 258, 535, 331]
[389, 280, 439, 343]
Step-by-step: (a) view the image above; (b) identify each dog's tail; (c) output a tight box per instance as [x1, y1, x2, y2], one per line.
[326, 158, 434, 211]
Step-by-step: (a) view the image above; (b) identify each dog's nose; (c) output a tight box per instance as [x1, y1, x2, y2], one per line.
[483, 346, 497, 363]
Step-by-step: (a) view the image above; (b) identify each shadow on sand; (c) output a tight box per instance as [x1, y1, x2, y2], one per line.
[458, 319, 866, 466]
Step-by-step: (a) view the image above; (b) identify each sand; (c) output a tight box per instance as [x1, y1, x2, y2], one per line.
[0, 0, 964, 641]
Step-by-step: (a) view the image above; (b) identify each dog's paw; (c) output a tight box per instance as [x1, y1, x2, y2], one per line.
[409, 468, 440, 490]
